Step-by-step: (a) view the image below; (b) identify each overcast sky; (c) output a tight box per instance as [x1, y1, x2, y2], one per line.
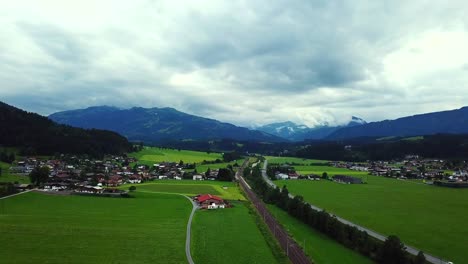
[1, 0, 468, 127]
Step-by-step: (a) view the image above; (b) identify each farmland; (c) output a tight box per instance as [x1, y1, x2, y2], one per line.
[191, 201, 285, 264]
[0, 191, 191, 264]
[267, 205, 373, 264]
[129, 147, 223, 165]
[266, 156, 327, 165]
[123, 180, 245, 200]
[129, 147, 243, 174]
[272, 160, 468, 263]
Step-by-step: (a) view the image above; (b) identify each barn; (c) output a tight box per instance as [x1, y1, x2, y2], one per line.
[194, 194, 226, 209]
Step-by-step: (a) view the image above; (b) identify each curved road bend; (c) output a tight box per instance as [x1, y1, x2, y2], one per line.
[134, 191, 197, 264]
[1, 189, 197, 264]
[182, 195, 197, 264]
[261, 160, 449, 264]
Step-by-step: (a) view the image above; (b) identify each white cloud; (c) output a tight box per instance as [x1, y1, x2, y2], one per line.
[0, 0, 467, 127]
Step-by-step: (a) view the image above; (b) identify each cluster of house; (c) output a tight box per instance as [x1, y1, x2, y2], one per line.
[7, 155, 231, 193]
[330, 158, 468, 182]
[193, 194, 228, 209]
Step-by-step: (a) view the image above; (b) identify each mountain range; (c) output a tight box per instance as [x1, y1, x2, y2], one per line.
[49, 106, 283, 143]
[255, 116, 367, 141]
[48, 105, 468, 144]
[327, 106, 468, 139]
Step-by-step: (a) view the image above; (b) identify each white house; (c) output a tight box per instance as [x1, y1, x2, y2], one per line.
[276, 173, 289, 180]
[193, 175, 204, 181]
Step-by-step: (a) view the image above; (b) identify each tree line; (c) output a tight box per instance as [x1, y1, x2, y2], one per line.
[243, 166, 427, 264]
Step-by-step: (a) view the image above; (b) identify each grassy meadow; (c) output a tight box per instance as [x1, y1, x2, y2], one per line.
[0, 191, 192, 264]
[122, 180, 245, 200]
[129, 147, 223, 166]
[267, 205, 373, 264]
[270, 158, 468, 263]
[192, 201, 286, 264]
[266, 156, 328, 165]
[129, 147, 244, 174]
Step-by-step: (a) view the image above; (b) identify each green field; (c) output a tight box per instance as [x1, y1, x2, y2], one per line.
[292, 165, 369, 177]
[122, 180, 245, 200]
[0, 161, 30, 184]
[275, 174, 468, 263]
[129, 147, 243, 174]
[267, 205, 373, 264]
[0, 191, 191, 264]
[194, 159, 244, 173]
[192, 201, 284, 264]
[130, 147, 223, 166]
[266, 156, 327, 165]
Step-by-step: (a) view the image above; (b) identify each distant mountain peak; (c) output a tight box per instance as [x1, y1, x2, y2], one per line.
[49, 106, 285, 143]
[256, 116, 367, 141]
[327, 107, 468, 139]
[348, 116, 367, 126]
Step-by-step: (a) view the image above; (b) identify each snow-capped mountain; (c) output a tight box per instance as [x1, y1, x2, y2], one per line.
[256, 117, 367, 141]
[255, 121, 310, 139]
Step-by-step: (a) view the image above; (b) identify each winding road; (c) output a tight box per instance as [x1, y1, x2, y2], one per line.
[183, 195, 197, 264]
[130, 190, 197, 264]
[261, 160, 450, 264]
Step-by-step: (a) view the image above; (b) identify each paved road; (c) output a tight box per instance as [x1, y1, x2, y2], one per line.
[127, 190, 197, 264]
[0, 189, 34, 200]
[261, 160, 450, 264]
[183, 195, 197, 264]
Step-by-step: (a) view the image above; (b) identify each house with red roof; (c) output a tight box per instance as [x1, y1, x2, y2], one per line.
[194, 194, 226, 209]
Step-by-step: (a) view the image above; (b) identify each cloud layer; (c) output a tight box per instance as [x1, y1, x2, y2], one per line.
[1, 0, 468, 127]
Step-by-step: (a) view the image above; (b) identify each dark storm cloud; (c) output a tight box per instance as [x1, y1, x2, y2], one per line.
[0, 0, 468, 126]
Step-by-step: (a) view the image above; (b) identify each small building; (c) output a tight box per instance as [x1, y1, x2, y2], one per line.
[194, 194, 226, 209]
[276, 173, 289, 180]
[193, 174, 204, 181]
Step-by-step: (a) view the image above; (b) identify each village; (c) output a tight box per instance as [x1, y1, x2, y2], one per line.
[6, 154, 231, 194]
[268, 155, 468, 186]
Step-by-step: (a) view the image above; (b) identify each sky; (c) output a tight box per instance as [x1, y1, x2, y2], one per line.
[1, 0, 468, 127]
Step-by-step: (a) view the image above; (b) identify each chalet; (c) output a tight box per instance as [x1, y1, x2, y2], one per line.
[276, 173, 289, 180]
[193, 174, 204, 181]
[108, 175, 123, 187]
[74, 186, 103, 194]
[44, 182, 68, 191]
[288, 172, 299, 180]
[307, 174, 321, 180]
[194, 194, 226, 209]
[128, 175, 142, 184]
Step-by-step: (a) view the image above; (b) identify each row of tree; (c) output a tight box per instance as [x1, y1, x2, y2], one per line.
[243, 166, 427, 264]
